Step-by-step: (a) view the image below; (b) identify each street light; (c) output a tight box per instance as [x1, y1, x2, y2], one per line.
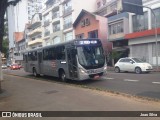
[124, 2, 159, 71]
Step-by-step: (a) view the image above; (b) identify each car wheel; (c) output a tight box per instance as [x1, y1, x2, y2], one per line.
[115, 67, 120, 73]
[135, 67, 142, 74]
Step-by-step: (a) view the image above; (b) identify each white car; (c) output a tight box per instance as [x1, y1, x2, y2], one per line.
[2, 64, 7, 69]
[114, 57, 153, 74]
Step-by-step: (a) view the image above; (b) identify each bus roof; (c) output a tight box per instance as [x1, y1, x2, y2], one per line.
[23, 38, 101, 53]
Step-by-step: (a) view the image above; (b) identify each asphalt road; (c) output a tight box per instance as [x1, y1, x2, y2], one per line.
[1, 71, 160, 120]
[3, 69, 160, 100]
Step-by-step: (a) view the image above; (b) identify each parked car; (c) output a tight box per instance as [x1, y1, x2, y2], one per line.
[18, 64, 23, 68]
[114, 57, 153, 74]
[10, 64, 21, 70]
[2, 64, 7, 69]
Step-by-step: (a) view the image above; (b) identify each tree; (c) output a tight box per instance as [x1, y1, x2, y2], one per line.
[0, 0, 21, 93]
[2, 19, 9, 58]
[111, 50, 122, 66]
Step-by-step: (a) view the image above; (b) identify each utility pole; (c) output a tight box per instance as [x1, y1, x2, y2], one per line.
[124, 2, 159, 71]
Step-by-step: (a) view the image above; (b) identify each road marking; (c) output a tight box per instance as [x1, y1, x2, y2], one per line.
[124, 79, 139, 82]
[106, 78, 114, 80]
[152, 82, 160, 84]
[101, 77, 114, 80]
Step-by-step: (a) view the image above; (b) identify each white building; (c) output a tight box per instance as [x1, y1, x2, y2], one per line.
[27, 13, 43, 49]
[7, 0, 42, 64]
[127, 0, 160, 66]
[42, 0, 97, 46]
[7, 0, 42, 49]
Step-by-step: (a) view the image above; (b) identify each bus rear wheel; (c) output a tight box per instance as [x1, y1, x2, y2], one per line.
[60, 70, 67, 82]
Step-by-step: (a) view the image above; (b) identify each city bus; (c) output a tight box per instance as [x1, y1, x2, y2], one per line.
[23, 39, 107, 81]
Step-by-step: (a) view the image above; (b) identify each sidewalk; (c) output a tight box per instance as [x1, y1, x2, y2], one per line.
[0, 71, 160, 120]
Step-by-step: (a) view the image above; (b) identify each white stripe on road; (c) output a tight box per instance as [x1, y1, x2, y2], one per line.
[106, 78, 114, 80]
[124, 79, 139, 82]
[152, 82, 160, 84]
[101, 77, 114, 80]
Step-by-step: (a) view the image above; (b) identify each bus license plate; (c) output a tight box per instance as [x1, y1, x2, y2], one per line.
[93, 75, 100, 79]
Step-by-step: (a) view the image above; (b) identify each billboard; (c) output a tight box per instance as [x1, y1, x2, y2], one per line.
[122, 0, 143, 15]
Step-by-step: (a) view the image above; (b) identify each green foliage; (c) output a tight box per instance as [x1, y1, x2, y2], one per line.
[111, 50, 122, 60]
[2, 39, 9, 57]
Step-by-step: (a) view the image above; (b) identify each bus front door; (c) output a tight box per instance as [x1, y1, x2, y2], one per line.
[38, 52, 42, 74]
[67, 48, 78, 79]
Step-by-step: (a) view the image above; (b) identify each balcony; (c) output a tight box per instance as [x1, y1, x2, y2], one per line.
[53, 26, 60, 32]
[63, 7, 72, 16]
[28, 27, 42, 37]
[28, 21, 41, 29]
[43, 20, 50, 27]
[52, 12, 59, 19]
[63, 22, 72, 30]
[45, 0, 59, 11]
[28, 38, 43, 46]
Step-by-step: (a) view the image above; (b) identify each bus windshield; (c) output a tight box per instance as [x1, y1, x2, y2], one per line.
[77, 45, 105, 69]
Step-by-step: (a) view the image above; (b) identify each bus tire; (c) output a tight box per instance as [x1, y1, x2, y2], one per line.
[33, 68, 40, 77]
[59, 70, 67, 82]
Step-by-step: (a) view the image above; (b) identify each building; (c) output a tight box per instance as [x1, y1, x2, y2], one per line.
[28, 0, 42, 23]
[7, 0, 42, 63]
[125, 0, 160, 66]
[42, 0, 97, 46]
[73, 9, 112, 55]
[12, 32, 24, 64]
[95, 0, 160, 66]
[95, 0, 122, 17]
[107, 12, 130, 60]
[27, 13, 43, 49]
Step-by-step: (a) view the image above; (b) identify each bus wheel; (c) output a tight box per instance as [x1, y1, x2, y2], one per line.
[33, 68, 40, 77]
[60, 70, 67, 82]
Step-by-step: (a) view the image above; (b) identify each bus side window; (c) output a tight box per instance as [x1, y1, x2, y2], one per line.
[51, 48, 56, 60]
[57, 46, 65, 60]
[43, 49, 49, 60]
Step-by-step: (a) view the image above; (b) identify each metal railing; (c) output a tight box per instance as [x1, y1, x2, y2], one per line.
[63, 6, 72, 16]
[63, 22, 72, 30]
[52, 12, 60, 19]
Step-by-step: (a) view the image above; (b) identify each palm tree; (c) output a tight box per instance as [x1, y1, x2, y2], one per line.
[0, 0, 21, 93]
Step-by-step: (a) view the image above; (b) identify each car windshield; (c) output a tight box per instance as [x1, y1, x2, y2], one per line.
[132, 58, 144, 63]
[77, 45, 105, 69]
[12, 64, 18, 66]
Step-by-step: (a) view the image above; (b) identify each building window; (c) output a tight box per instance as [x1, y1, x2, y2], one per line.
[81, 18, 90, 27]
[132, 12, 148, 32]
[110, 2, 117, 12]
[88, 30, 98, 38]
[63, 0, 72, 15]
[63, 15, 72, 29]
[53, 23, 60, 32]
[102, 0, 106, 5]
[76, 34, 84, 39]
[65, 32, 73, 41]
[97, 2, 101, 9]
[109, 21, 124, 35]
[152, 8, 160, 28]
[53, 36, 60, 44]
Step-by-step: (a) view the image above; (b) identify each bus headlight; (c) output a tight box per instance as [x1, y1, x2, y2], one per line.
[104, 66, 107, 70]
[80, 69, 85, 73]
